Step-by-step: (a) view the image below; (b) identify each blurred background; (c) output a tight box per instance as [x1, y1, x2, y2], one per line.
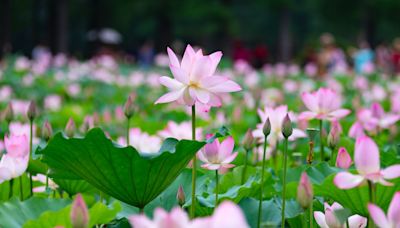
[2, 0, 400, 66]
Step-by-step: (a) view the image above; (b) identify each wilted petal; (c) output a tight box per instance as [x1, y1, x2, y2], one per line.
[334, 172, 364, 189]
[368, 203, 390, 228]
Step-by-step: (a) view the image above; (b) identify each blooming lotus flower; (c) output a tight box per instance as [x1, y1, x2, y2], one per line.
[118, 128, 162, 154]
[158, 121, 202, 140]
[32, 174, 58, 193]
[299, 88, 350, 120]
[368, 191, 400, 228]
[252, 105, 306, 147]
[336, 147, 352, 169]
[129, 201, 249, 228]
[314, 202, 367, 228]
[198, 135, 238, 170]
[334, 136, 400, 189]
[155, 45, 242, 106]
[0, 134, 30, 184]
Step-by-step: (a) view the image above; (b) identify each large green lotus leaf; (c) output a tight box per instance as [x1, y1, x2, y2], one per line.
[23, 201, 121, 228]
[315, 174, 400, 216]
[0, 197, 71, 228]
[53, 179, 98, 196]
[37, 128, 205, 208]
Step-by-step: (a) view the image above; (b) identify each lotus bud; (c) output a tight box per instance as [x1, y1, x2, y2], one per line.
[336, 147, 352, 169]
[65, 118, 76, 138]
[4, 103, 14, 123]
[306, 128, 319, 142]
[176, 185, 185, 207]
[296, 172, 313, 209]
[27, 101, 37, 121]
[263, 118, 271, 137]
[327, 121, 340, 149]
[124, 95, 135, 119]
[70, 194, 89, 228]
[281, 113, 293, 138]
[242, 129, 254, 150]
[42, 120, 53, 141]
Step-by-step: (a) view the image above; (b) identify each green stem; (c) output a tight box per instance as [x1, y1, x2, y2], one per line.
[242, 149, 249, 184]
[309, 203, 313, 228]
[9, 179, 14, 199]
[190, 105, 197, 219]
[215, 170, 219, 207]
[330, 146, 336, 166]
[319, 120, 324, 162]
[126, 117, 130, 146]
[367, 181, 376, 228]
[257, 136, 268, 228]
[19, 176, 23, 201]
[281, 138, 289, 228]
[29, 120, 33, 197]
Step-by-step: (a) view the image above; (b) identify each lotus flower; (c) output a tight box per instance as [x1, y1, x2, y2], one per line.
[334, 136, 400, 189]
[70, 194, 89, 228]
[336, 147, 352, 169]
[117, 128, 161, 154]
[252, 105, 306, 147]
[129, 201, 249, 228]
[0, 134, 30, 184]
[297, 172, 313, 209]
[368, 191, 400, 228]
[198, 135, 238, 170]
[155, 45, 242, 106]
[299, 88, 350, 121]
[158, 121, 202, 140]
[314, 202, 367, 228]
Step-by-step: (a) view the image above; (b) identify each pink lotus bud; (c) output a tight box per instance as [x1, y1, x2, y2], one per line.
[281, 113, 293, 138]
[70, 194, 89, 228]
[65, 118, 76, 138]
[27, 101, 37, 121]
[297, 172, 313, 209]
[327, 120, 340, 149]
[176, 185, 185, 206]
[263, 118, 271, 136]
[242, 129, 254, 150]
[42, 120, 53, 141]
[3, 103, 14, 123]
[124, 95, 135, 119]
[371, 102, 384, 119]
[335, 147, 352, 169]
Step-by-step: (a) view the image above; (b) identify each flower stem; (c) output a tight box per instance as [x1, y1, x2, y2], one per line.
[281, 138, 289, 228]
[190, 105, 197, 219]
[9, 179, 14, 199]
[242, 149, 249, 184]
[330, 146, 336, 166]
[319, 120, 324, 162]
[215, 170, 219, 207]
[309, 202, 313, 228]
[19, 176, 23, 201]
[307, 141, 314, 165]
[29, 120, 33, 197]
[257, 136, 268, 228]
[367, 181, 376, 228]
[126, 117, 130, 146]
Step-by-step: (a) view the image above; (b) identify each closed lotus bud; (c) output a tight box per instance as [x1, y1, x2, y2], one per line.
[281, 113, 293, 138]
[4, 103, 14, 123]
[263, 118, 271, 137]
[242, 129, 254, 150]
[65, 118, 76, 138]
[124, 95, 135, 119]
[296, 172, 313, 209]
[176, 185, 185, 206]
[70, 194, 89, 228]
[27, 101, 37, 121]
[306, 128, 319, 142]
[327, 121, 340, 149]
[336, 147, 352, 169]
[42, 120, 53, 141]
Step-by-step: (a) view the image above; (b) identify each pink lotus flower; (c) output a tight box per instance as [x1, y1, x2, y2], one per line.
[0, 134, 30, 184]
[252, 105, 306, 147]
[198, 135, 238, 170]
[155, 45, 242, 106]
[297, 172, 313, 209]
[299, 88, 350, 120]
[129, 201, 249, 228]
[118, 128, 162, 154]
[314, 202, 367, 228]
[70, 194, 89, 228]
[334, 136, 400, 189]
[158, 121, 202, 140]
[368, 191, 400, 228]
[336, 147, 352, 169]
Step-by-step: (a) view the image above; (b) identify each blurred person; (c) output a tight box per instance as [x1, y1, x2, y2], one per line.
[138, 40, 155, 69]
[317, 33, 347, 77]
[353, 40, 374, 74]
[392, 38, 400, 75]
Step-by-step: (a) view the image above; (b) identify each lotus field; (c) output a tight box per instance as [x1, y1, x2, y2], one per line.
[1, 45, 400, 228]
